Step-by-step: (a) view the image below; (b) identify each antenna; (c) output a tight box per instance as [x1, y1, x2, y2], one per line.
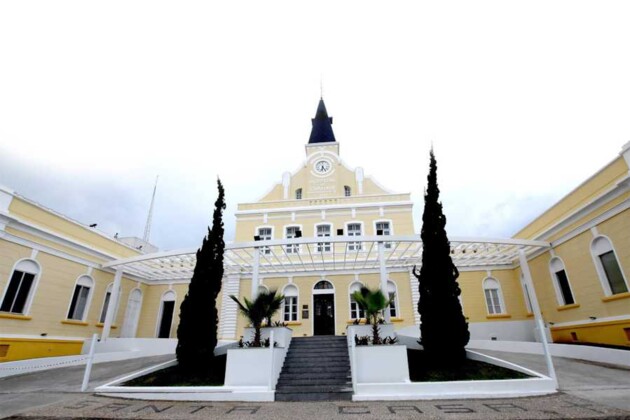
[320, 74, 323, 99]
[143, 175, 159, 243]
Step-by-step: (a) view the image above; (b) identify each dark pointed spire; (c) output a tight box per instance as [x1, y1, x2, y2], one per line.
[308, 99, 336, 144]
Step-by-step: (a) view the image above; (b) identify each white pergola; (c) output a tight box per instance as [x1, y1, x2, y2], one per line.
[98, 235, 557, 385]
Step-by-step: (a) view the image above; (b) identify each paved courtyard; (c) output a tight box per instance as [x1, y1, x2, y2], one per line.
[0, 351, 629, 419]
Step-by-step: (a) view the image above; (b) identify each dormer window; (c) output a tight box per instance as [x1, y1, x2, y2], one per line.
[296, 188, 302, 200]
[344, 186, 351, 197]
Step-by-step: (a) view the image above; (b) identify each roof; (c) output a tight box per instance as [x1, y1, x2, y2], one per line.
[308, 99, 336, 144]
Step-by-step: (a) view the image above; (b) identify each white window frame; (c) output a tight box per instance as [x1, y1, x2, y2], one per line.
[295, 188, 302, 200]
[256, 226, 274, 255]
[282, 284, 299, 322]
[0, 258, 42, 315]
[348, 281, 365, 320]
[387, 280, 399, 318]
[155, 290, 177, 338]
[66, 275, 94, 321]
[374, 219, 393, 249]
[590, 235, 629, 296]
[344, 186, 351, 197]
[346, 221, 363, 252]
[314, 223, 333, 253]
[284, 225, 302, 255]
[482, 277, 506, 315]
[548, 256, 576, 306]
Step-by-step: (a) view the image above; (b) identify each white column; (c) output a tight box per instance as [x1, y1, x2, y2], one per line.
[102, 269, 123, 340]
[518, 249, 557, 385]
[378, 241, 391, 323]
[250, 248, 260, 299]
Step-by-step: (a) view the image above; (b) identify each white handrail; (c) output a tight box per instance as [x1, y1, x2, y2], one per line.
[268, 330, 275, 390]
[81, 333, 98, 392]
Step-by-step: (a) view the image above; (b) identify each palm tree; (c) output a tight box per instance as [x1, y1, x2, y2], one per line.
[351, 286, 395, 344]
[229, 289, 284, 347]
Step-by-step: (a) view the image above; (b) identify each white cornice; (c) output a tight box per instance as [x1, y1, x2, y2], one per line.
[236, 200, 414, 216]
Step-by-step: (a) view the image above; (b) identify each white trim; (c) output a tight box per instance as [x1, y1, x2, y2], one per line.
[548, 256, 576, 306]
[348, 280, 365, 320]
[387, 280, 399, 318]
[155, 290, 177, 338]
[590, 235, 629, 296]
[283, 224, 303, 255]
[65, 274, 95, 322]
[281, 283, 299, 322]
[345, 221, 364, 251]
[120, 288, 143, 338]
[311, 279, 336, 336]
[313, 222, 333, 253]
[482, 277, 506, 315]
[0, 258, 42, 316]
[235, 200, 413, 216]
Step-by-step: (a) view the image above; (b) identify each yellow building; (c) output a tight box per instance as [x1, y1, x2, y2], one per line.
[1, 99, 629, 362]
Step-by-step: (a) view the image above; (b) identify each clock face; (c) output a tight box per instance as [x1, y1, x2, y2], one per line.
[314, 160, 331, 174]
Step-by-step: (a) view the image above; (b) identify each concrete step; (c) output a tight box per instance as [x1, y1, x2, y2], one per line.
[282, 365, 350, 374]
[285, 352, 348, 359]
[275, 389, 353, 401]
[277, 377, 350, 386]
[278, 372, 351, 380]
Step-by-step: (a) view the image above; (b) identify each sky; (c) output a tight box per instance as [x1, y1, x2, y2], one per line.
[1, 1, 629, 251]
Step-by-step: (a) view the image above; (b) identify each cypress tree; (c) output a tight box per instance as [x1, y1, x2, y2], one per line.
[413, 150, 469, 364]
[176, 179, 225, 374]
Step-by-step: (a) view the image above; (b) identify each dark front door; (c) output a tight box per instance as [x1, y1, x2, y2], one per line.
[158, 301, 174, 338]
[314, 294, 335, 335]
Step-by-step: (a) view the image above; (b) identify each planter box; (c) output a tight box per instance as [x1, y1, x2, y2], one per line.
[242, 327, 292, 348]
[352, 345, 409, 383]
[346, 324, 396, 346]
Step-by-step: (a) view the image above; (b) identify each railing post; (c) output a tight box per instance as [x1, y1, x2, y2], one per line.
[269, 330, 275, 390]
[81, 333, 98, 392]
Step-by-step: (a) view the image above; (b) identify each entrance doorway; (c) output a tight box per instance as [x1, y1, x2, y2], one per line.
[313, 280, 335, 335]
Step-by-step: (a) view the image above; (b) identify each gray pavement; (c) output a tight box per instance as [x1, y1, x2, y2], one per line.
[0, 352, 629, 419]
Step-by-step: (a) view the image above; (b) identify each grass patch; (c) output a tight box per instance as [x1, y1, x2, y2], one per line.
[407, 349, 531, 382]
[123, 354, 226, 386]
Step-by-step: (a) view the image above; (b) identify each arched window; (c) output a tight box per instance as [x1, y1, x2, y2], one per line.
[314, 280, 334, 290]
[67, 275, 94, 321]
[344, 186, 351, 197]
[349, 282, 365, 320]
[282, 284, 298, 322]
[258, 285, 269, 295]
[121, 288, 143, 338]
[387, 281, 398, 318]
[157, 290, 176, 338]
[1, 259, 40, 314]
[591, 236, 629, 295]
[483, 278, 505, 315]
[99, 283, 114, 323]
[549, 257, 575, 305]
[295, 188, 302, 200]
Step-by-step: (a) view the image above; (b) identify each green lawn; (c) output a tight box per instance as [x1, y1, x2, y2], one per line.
[123, 354, 227, 386]
[407, 349, 531, 382]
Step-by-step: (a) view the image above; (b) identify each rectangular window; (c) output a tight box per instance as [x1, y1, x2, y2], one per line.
[347, 223, 362, 251]
[258, 227, 272, 255]
[283, 296, 298, 321]
[158, 301, 175, 338]
[0, 270, 35, 314]
[99, 291, 111, 323]
[484, 289, 502, 314]
[350, 298, 365, 320]
[376, 221, 392, 249]
[316, 225, 331, 253]
[554, 269, 575, 305]
[285, 227, 300, 254]
[599, 251, 628, 294]
[67, 285, 90, 320]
